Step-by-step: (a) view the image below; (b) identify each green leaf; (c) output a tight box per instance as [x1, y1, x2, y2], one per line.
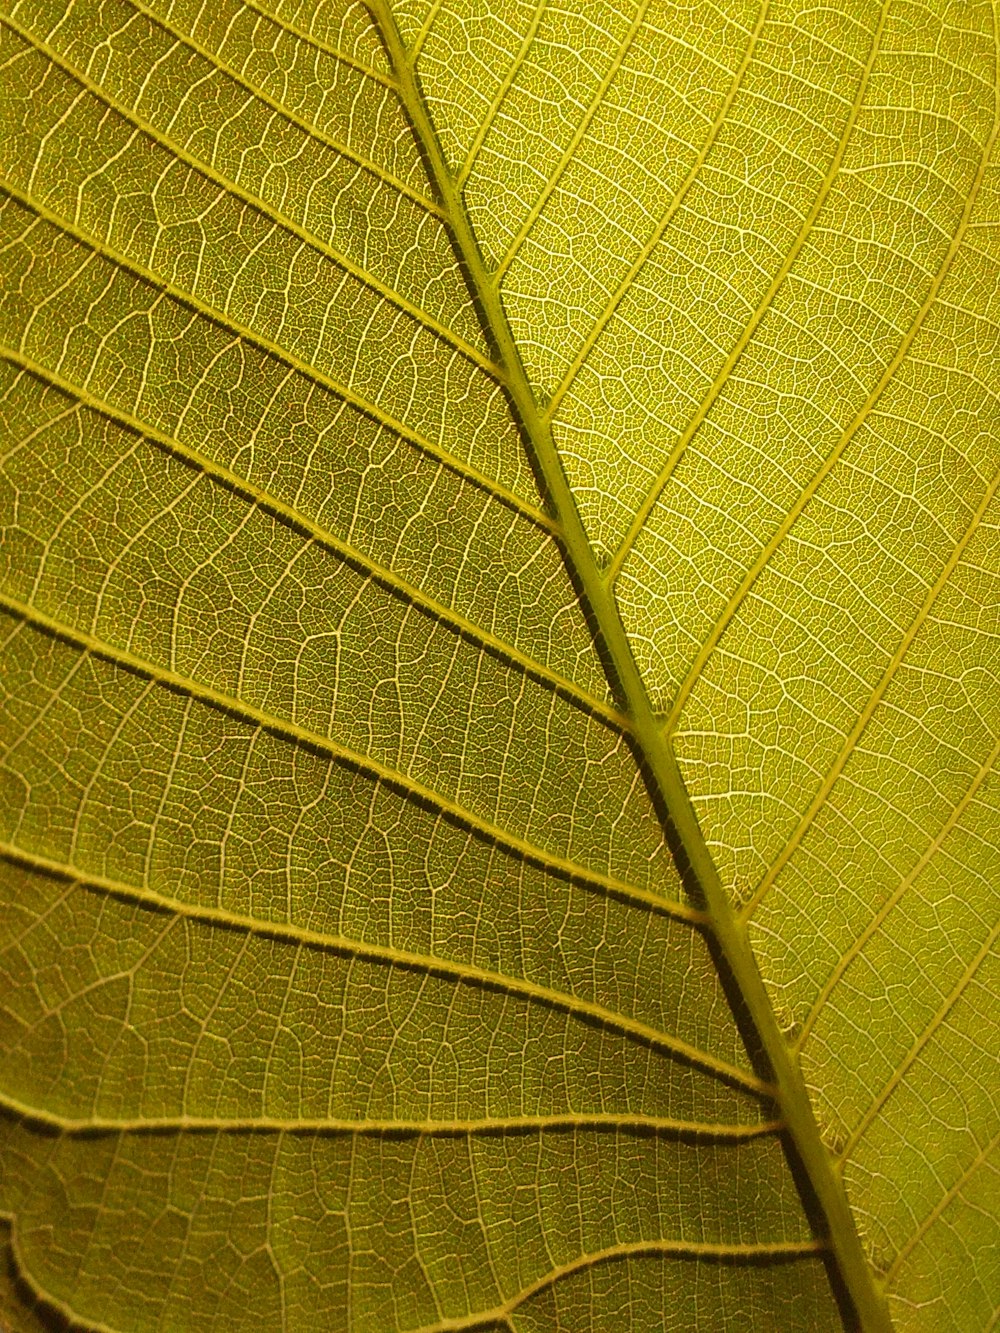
[0, 1, 995, 1329]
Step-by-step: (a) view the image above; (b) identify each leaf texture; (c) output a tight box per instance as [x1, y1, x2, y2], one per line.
[0, 1, 996, 1330]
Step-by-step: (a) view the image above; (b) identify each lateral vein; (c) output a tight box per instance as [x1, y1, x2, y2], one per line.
[408, 0, 446, 63]
[0, 1092, 781, 1141]
[544, 1, 769, 423]
[454, 0, 548, 190]
[0, 180, 552, 532]
[410, 1238, 829, 1332]
[882, 1128, 1000, 1288]
[240, 0, 397, 87]
[606, 0, 892, 584]
[839, 918, 999, 1168]
[664, 72, 1000, 740]
[492, 0, 654, 283]
[0, 842, 752, 1087]
[128, 0, 442, 213]
[6, 16, 494, 371]
[743, 459, 1000, 922]
[796, 727, 1000, 1055]
[0, 596, 704, 927]
[0, 345, 625, 729]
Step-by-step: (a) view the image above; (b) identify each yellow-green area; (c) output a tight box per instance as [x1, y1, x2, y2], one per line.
[0, 0, 996, 1330]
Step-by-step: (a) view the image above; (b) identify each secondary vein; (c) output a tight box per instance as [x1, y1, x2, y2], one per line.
[0, 180, 552, 532]
[0, 1091, 781, 1140]
[0, 345, 626, 729]
[6, 16, 492, 372]
[240, 0, 398, 87]
[0, 593, 703, 926]
[664, 71, 1000, 742]
[409, 1238, 828, 1333]
[129, 0, 443, 214]
[605, 1, 892, 586]
[0, 841, 754, 1089]
[743, 459, 1000, 923]
[543, 1, 769, 424]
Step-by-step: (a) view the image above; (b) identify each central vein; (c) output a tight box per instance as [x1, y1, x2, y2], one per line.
[369, 5, 894, 1330]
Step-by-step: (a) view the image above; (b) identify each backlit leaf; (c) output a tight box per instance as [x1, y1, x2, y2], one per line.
[0, 1, 996, 1329]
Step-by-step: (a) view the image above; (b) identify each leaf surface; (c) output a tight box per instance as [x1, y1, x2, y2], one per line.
[0, 1, 996, 1330]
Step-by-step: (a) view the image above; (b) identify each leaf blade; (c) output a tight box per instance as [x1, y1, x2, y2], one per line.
[1, 0, 996, 1328]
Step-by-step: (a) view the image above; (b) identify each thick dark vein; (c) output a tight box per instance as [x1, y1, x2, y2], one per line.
[373, 6, 896, 1327]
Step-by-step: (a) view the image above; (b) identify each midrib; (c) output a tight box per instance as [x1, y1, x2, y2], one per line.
[372, 4, 896, 1329]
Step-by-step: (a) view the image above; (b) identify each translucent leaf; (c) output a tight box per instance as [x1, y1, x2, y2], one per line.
[0, 1, 996, 1330]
